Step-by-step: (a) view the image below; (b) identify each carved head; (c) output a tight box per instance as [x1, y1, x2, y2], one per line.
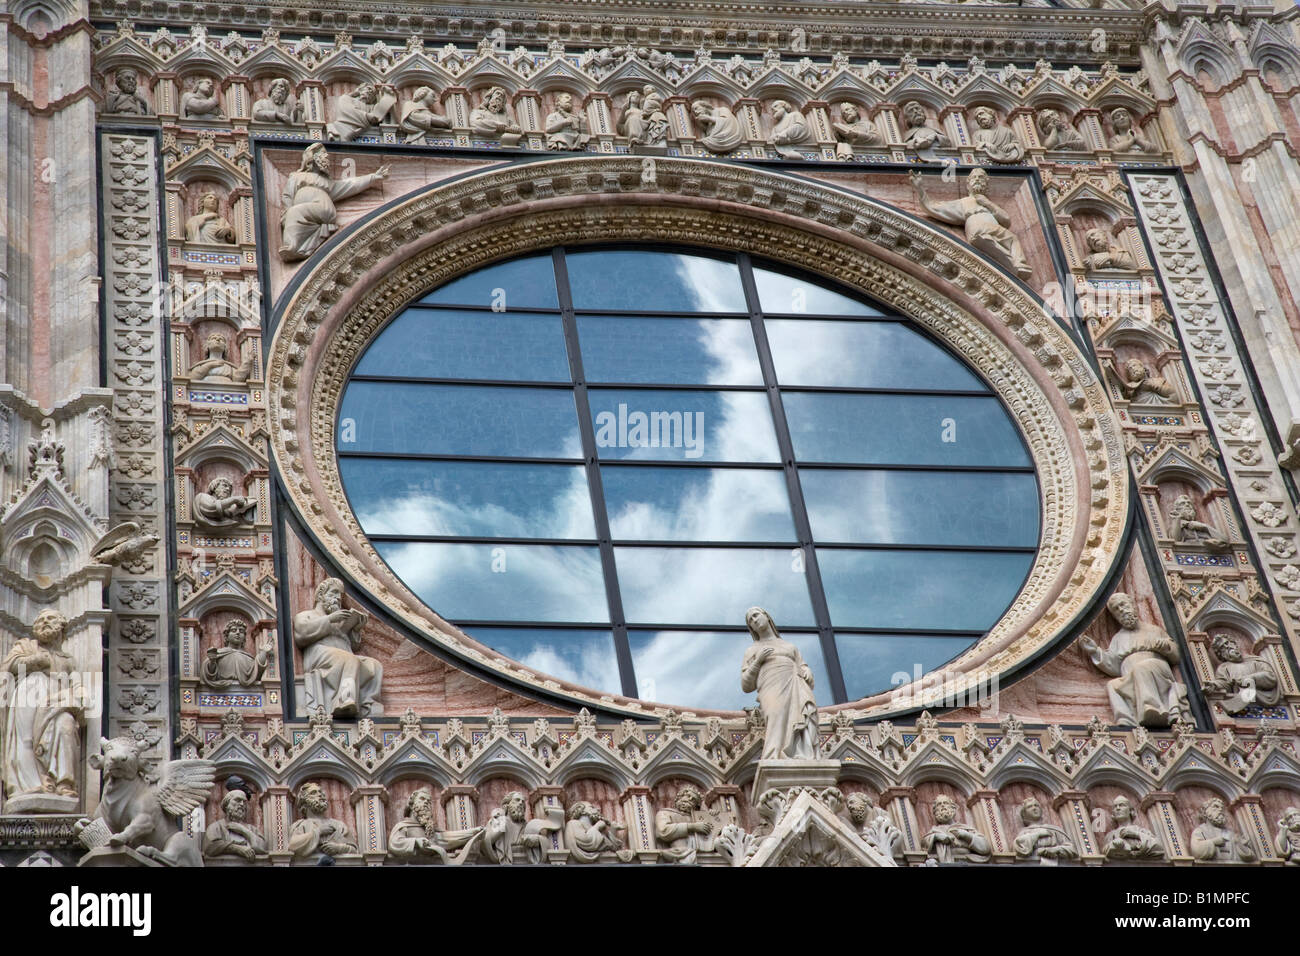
[902, 100, 927, 128]
[300, 143, 330, 174]
[973, 105, 996, 129]
[1037, 108, 1063, 133]
[295, 782, 329, 817]
[1198, 797, 1227, 828]
[626, 90, 642, 109]
[89, 736, 148, 781]
[222, 618, 248, 649]
[315, 577, 345, 614]
[1085, 227, 1112, 253]
[1170, 494, 1197, 521]
[691, 101, 710, 120]
[31, 608, 68, 648]
[966, 168, 990, 195]
[771, 99, 789, 118]
[405, 787, 435, 828]
[1110, 107, 1133, 132]
[1106, 592, 1139, 630]
[555, 92, 573, 111]
[413, 86, 435, 105]
[502, 790, 527, 823]
[198, 191, 220, 214]
[484, 86, 507, 112]
[354, 83, 378, 104]
[222, 788, 250, 822]
[845, 792, 876, 825]
[1123, 357, 1148, 382]
[568, 800, 597, 822]
[932, 794, 958, 824]
[1211, 633, 1243, 663]
[207, 476, 234, 499]
[1111, 796, 1135, 824]
[745, 606, 778, 642]
[839, 102, 860, 124]
[673, 784, 704, 814]
[114, 67, 138, 93]
[204, 331, 228, 357]
[195, 77, 214, 96]
[1019, 797, 1043, 824]
[268, 78, 290, 103]
[1280, 806, 1300, 833]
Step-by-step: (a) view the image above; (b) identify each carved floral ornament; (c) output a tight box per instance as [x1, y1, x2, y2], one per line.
[264, 154, 1129, 719]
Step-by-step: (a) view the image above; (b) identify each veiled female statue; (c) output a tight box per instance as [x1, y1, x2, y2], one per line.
[740, 607, 818, 760]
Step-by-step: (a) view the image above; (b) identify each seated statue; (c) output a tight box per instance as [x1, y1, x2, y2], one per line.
[203, 784, 268, 862]
[1083, 228, 1136, 271]
[400, 87, 451, 144]
[846, 792, 903, 860]
[1011, 796, 1078, 863]
[1190, 797, 1256, 863]
[1108, 107, 1155, 153]
[1101, 796, 1164, 860]
[179, 77, 223, 119]
[900, 100, 950, 151]
[910, 167, 1032, 279]
[923, 794, 991, 863]
[193, 476, 256, 528]
[768, 99, 814, 159]
[1113, 357, 1175, 404]
[388, 787, 483, 864]
[293, 577, 383, 719]
[564, 801, 635, 863]
[185, 191, 236, 244]
[327, 83, 396, 141]
[691, 100, 745, 154]
[970, 105, 1024, 163]
[1037, 107, 1087, 150]
[545, 92, 589, 151]
[480, 790, 563, 864]
[1166, 494, 1231, 552]
[1080, 592, 1191, 728]
[469, 86, 522, 145]
[278, 143, 390, 263]
[832, 102, 882, 159]
[106, 67, 150, 115]
[1205, 633, 1281, 714]
[189, 332, 253, 383]
[252, 77, 302, 125]
[1275, 806, 1300, 865]
[200, 620, 272, 688]
[288, 782, 358, 859]
[654, 784, 716, 864]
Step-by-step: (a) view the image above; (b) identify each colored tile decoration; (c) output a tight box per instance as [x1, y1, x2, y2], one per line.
[178, 530, 190, 544]
[471, 731, 486, 745]
[184, 250, 241, 265]
[842, 754, 856, 762]
[646, 732, 661, 747]
[199, 693, 263, 707]
[1197, 740, 1214, 753]
[182, 688, 194, 704]
[189, 389, 249, 405]
[194, 535, 255, 548]
[1239, 704, 1290, 719]
[597, 732, 613, 746]
[268, 690, 280, 704]
[1134, 415, 1184, 426]
[1027, 739, 1042, 752]
[940, 734, 956, 746]
[902, 734, 917, 747]
[557, 731, 574, 745]
[985, 735, 1002, 748]
[1174, 552, 1237, 567]
[1111, 740, 1128, 753]
[1157, 739, 1174, 751]
[683, 733, 698, 746]
[205, 730, 221, 745]
[293, 731, 308, 747]
[1071, 802, 1094, 853]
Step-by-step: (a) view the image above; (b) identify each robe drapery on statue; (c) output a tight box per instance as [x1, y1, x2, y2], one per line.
[278, 144, 388, 262]
[741, 607, 818, 760]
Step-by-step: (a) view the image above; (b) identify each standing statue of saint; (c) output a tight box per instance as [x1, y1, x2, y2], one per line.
[740, 607, 819, 760]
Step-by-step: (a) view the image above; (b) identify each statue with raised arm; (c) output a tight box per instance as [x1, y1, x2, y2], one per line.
[1101, 796, 1164, 860]
[200, 620, 272, 688]
[741, 607, 819, 761]
[1205, 633, 1281, 714]
[923, 794, 991, 863]
[970, 105, 1024, 163]
[326, 82, 396, 141]
[909, 168, 1032, 279]
[1079, 592, 1191, 728]
[278, 143, 390, 262]
[293, 577, 383, 719]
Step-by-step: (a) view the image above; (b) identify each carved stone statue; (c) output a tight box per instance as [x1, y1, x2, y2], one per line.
[1275, 806, 1300, 864]
[1108, 107, 1155, 153]
[278, 143, 390, 262]
[740, 606, 819, 761]
[1205, 633, 1281, 714]
[545, 92, 589, 151]
[768, 99, 814, 159]
[399, 87, 451, 144]
[292, 577, 382, 719]
[691, 100, 745, 154]
[1036, 107, 1087, 150]
[184, 191, 236, 244]
[189, 332, 253, 383]
[388, 787, 483, 864]
[654, 784, 716, 863]
[846, 792, 903, 860]
[203, 784, 268, 862]
[1079, 592, 1191, 728]
[1011, 796, 1078, 863]
[564, 801, 634, 863]
[832, 102, 882, 158]
[900, 100, 950, 151]
[637, 86, 671, 149]
[481, 790, 562, 864]
[1113, 357, 1174, 403]
[326, 82, 397, 141]
[106, 67, 150, 115]
[1166, 494, 1231, 552]
[970, 105, 1024, 163]
[179, 77, 223, 119]
[1101, 796, 1164, 860]
[200, 620, 272, 688]
[2, 609, 82, 812]
[1083, 228, 1135, 271]
[288, 782, 358, 859]
[193, 476, 256, 528]
[909, 167, 1033, 279]
[90, 522, 160, 567]
[469, 86, 522, 145]
[1189, 797, 1256, 863]
[923, 794, 991, 863]
[252, 78, 302, 125]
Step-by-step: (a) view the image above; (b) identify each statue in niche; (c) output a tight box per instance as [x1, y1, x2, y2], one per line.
[184, 191, 236, 244]
[399, 87, 451, 145]
[1082, 228, 1136, 271]
[288, 782, 358, 859]
[189, 332, 252, 383]
[1166, 494, 1231, 552]
[293, 577, 382, 719]
[846, 792, 903, 859]
[1079, 592, 1192, 728]
[326, 82, 397, 141]
[1205, 633, 1281, 714]
[909, 167, 1033, 279]
[203, 782, 268, 862]
[1189, 797, 1256, 863]
[1108, 107, 1155, 153]
[923, 794, 991, 863]
[740, 606, 819, 761]
[619, 86, 670, 150]
[899, 100, 950, 151]
[1275, 806, 1300, 864]
[564, 801, 635, 863]
[691, 100, 745, 154]
[1036, 107, 1087, 150]
[1011, 796, 1079, 863]
[179, 77, 223, 119]
[654, 784, 717, 863]
[388, 787, 484, 864]
[545, 92, 589, 151]
[200, 620, 273, 688]
[970, 105, 1024, 163]
[106, 67, 150, 115]
[469, 87, 522, 145]
[2, 609, 83, 812]
[252, 78, 302, 125]
[193, 476, 256, 528]
[278, 143, 390, 262]
[768, 99, 814, 159]
[481, 790, 563, 864]
[1113, 356, 1174, 404]
[831, 102, 883, 159]
[1100, 795, 1165, 860]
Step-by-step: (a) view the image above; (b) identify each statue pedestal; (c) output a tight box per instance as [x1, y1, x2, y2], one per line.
[78, 846, 164, 867]
[3, 792, 78, 814]
[752, 759, 842, 799]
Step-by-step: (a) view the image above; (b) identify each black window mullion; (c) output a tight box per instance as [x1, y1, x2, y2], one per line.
[554, 248, 638, 699]
[737, 252, 849, 704]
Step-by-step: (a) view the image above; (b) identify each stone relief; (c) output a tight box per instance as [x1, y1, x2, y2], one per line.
[189, 332, 253, 383]
[288, 782, 358, 859]
[923, 794, 991, 863]
[1166, 494, 1231, 552]
[387, 786, 483, 864]
[1204, 633, 1281, 714]
[845, 792, 903, 860]
[293, 577, 383, 719]
[202, 782, 268, 862]
[909, 167, 1032, 279]
[399, 87, 451, 145]
[278, 143, 390, 262]
[1100, 796, 1165, 860]
[179, 77, 223, 120]
[545, 92, 590, 151]
[970, 105, 1024, 163]
[106, 67, 150, 115]
[900, 100, 950, 151]
[618, 86, 670, 151]
[831, 102, 883, 158]
[564, 801, 635, 863]
[481, 790, 562, 864]
[1079, 592, 1191, 728]
[691, 100, 745, 154]
[1112, 357, 1174, 404]
[1275, 806, 1300, 864]
[91, 522, 160, 568]
[199, 620, 272, 688]
[1036, 107, 1088, 150]
[252, 78, 302, 125]
[1189, 797, 1256, 863]
[1108, 107, 1155, 153]
[326, 82, 397, 141]
[1011, 796, 1079, 863]
[469, 86, 522, 145]
[741, 607, 819, 761]
[654, 783, 716, 863]
[768, 99, 815, 159]
[193, 476, 256, 528]
[184, 191, 236, 245]
[1083, 228, 1136, 271]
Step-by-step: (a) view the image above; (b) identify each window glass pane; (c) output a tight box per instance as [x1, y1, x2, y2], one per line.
[419, 253, 559, 309]
[753, 265, 884, 316]
[355, 310, 569, 381]
[566, 249, 747, 312]
[465, 627, 621, 694]
[765, 319, 987, 391]
[834, 633, 976, 700]
[603, 466, 796, 541]
[588, 389, 780, 462]
[375, 542, 608, 623]
[340, 382, 583, 458]
[801, 470, 1039, 547]
[630, 630, 829, 709]
[817, 549, 1033, 631]
[577, 316, 762, 385]
[782, 393, 1031, 466]
[341, 459, 595, 538]
[616, 547, 816, 626]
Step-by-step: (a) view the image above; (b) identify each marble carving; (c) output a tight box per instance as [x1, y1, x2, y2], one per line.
[1080, 593, 1191, 728]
